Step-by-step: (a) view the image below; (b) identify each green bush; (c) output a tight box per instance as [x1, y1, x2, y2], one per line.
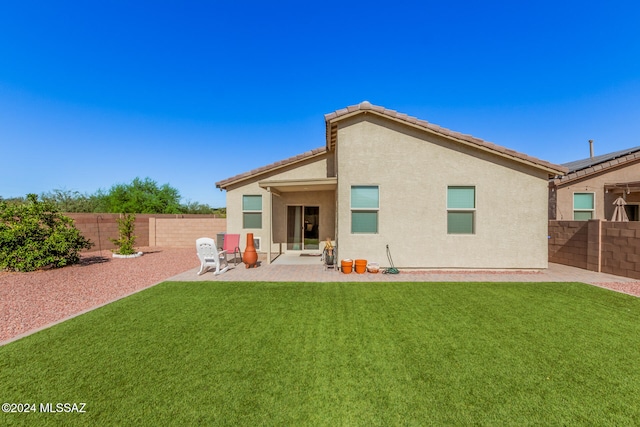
[0, 194, 93, 272]
[110, 213, 137, 255]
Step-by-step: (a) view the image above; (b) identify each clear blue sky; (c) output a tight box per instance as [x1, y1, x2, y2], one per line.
[1, 1, 639, 208]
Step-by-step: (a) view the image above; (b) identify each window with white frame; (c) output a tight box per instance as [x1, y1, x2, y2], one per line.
[242, 195, 262, 229]
[573, 193, 594, 220]
[351, 185, 379, 233]
[447, 186, 475, 234]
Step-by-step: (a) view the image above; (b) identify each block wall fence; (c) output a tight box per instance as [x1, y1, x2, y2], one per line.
[549, 219, 640, 280]
[66, 213, 226, 252]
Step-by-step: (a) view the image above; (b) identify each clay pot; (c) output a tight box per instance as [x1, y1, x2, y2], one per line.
[367, 262, 380, 273]
[354, 259, 367, 274]
[242, 233, 258, 268]
[341, 259, 353, 274]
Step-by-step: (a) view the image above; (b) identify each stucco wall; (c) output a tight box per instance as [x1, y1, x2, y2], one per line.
[553, 159, 640, 220]
[225, 153, 333, 253]
[335, 114, 551, 269]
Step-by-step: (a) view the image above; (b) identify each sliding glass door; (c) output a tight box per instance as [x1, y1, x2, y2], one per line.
[287, 206, 319, 250]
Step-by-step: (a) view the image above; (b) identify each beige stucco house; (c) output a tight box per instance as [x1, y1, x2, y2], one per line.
[216, 101, 566, 269]
[549, 146, 640, 221]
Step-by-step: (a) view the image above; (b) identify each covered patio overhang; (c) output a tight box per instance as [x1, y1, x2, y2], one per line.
[258, 177, 337, 264]
[604, 181, 640, 195]
[604, 181, 640, 221]
[258, 177, 337, 195]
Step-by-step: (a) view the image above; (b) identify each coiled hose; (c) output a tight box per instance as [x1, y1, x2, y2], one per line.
[382, 244, 399, 274]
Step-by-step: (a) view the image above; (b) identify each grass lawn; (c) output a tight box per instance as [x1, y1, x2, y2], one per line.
[1, 281, 640, 426]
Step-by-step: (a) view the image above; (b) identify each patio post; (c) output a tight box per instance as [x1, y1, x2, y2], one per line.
[266, 187, 272, 265]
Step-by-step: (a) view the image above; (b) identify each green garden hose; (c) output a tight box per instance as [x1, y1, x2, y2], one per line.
[382, 244, 399, 274]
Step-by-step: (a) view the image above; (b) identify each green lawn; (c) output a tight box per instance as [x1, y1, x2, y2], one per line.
[2, 282, 639, 426]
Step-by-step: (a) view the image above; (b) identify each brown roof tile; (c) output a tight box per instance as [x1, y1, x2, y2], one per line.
[218, 101, 568, 189]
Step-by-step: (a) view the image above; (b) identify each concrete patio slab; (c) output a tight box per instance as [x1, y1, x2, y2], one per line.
[168, 260, 639, 288]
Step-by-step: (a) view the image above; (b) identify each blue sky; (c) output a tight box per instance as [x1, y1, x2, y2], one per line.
[1, 1, 639, 208]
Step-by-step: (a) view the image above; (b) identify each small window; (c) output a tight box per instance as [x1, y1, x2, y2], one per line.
[242, 195, 262, 229]
[351, 186, 378, 233]
[447, 186, 475, 234]
[573, 193, 594, 220]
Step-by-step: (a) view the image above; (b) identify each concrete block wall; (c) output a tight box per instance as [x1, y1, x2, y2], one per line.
[67, 213, 150, 252]
[150, 218, 226, 247]
[548, 220, 589, 270]
[65, 213, 224, 251]
[549, 219, 640, 279]
[601, 221, 640, 280]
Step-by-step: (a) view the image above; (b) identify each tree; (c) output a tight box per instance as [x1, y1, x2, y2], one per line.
[102, 177, 183, 214]
[40, 189, 101, 213]
[5, 177, 225, 214]
[0, 194, 93, 272]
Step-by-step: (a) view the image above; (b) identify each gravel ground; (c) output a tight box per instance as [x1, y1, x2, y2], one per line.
[0, 247, 199, 344]
[591, 282, 640, 297]
[2, 249, 639, 345]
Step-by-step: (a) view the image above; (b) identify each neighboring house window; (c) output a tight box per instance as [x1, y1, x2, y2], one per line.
[351, 186, 379, 233]
[242, 195, 262, 229]
[447, 186, 475, 234]
[573, 193, 594, 220]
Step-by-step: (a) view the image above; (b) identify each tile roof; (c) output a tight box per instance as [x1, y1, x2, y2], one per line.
[562, 146, 640, 173]
[217, 101, 568, 189]
[553, 146, 640, 186]
[325, 101, 567, 176]
[216, 147, 326, 189]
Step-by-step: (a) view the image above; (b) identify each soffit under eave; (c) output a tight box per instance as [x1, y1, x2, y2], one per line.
[325, 110, 567, 177]
[258, 178, 337, 194]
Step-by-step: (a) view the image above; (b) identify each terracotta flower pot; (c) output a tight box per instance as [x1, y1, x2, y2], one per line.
[341, 259, 353, 274]
[242, 233, 258, 268]
[354, 259, 367, 274]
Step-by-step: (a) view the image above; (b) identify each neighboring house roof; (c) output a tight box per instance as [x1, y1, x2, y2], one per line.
[325, 101, 567, 176]
[562, 146, 640, 173]
[216, 101, 568, 189]
[553, 146, 640, 186]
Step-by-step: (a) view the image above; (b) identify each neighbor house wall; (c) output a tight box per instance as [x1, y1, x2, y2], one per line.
[224, 153, 332, 253]
[335, 114, 551, 269]
[553, 159, 640, 220]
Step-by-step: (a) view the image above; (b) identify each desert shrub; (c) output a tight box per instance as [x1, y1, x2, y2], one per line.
[0, 194, 93, 272]
[110, 213, 137, 255]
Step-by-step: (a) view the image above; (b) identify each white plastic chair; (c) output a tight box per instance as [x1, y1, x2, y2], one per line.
[196, 237, 229, 275]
